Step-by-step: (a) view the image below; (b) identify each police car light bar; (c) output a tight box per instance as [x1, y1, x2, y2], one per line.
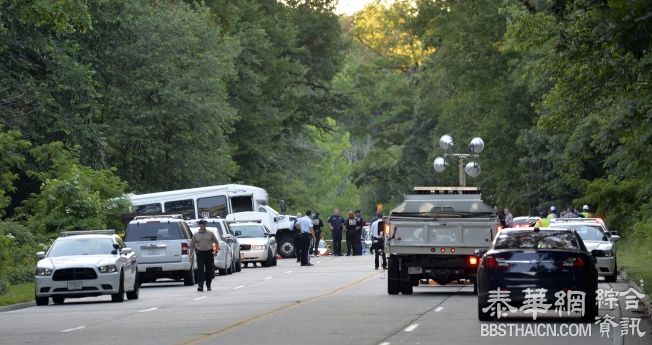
[60, 230, 116, 236]
[133, 214, 184, 220]
[226, 219, 263, 224]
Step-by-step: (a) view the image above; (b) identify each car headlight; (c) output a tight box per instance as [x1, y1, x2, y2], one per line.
[251, 245, 266, 250]
[603, 250, 613, 257]
[98, 265, 118, 273]
[35, 267, 53, 276]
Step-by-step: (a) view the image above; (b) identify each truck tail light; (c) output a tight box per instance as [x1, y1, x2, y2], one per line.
[468, 256, 478, 266]
[181, 243, 189, 255]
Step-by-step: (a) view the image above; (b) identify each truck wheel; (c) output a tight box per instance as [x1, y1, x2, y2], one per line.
[387, 256, 400, 295]
[400, 280, 413, 295]
[277, 235, 295, 258]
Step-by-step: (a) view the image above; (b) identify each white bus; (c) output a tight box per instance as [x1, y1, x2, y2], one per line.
[128, 184, 269, 220]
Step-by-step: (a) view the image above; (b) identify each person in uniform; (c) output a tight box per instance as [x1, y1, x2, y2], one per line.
[327, 209, 345, 256]
[297, 210, 316, 266]
[294, 213, 303, 262]
[354, 210, 364, 255]
[190, 219, 220, 291]
[345, 211, 357, 256]
[311, 212, 324, 256]
[581, 205, 593, 218]
[370, 216, 387, 270]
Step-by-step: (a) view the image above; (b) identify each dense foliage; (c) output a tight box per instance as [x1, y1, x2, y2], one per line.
[0, 0, 650, 291]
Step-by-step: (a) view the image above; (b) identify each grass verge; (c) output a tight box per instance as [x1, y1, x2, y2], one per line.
[618, 238, 652, 297]
[0, 283, 34, 307]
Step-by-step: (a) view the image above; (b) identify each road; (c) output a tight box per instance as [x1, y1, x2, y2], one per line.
[1, 256, 650, 345]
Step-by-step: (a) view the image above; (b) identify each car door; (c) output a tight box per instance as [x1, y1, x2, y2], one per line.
[116, 237, 136, 289]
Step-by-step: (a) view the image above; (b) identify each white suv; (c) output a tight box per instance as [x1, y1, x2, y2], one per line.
[124, 215, 194, 285]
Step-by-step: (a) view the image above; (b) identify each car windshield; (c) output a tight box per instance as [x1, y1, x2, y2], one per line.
[232, 225, 266, 238]
[553, 225, 607, 241]
[494, 231, 580, 250]
[125, 222, 182, 241]
[48, 238, 115, 257]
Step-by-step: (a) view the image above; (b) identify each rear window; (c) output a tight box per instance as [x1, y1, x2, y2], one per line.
[494, 231, 580, 250]
[125, 222, 183, 241]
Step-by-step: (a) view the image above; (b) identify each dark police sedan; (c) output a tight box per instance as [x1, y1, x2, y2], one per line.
[477, 228, 600, 322]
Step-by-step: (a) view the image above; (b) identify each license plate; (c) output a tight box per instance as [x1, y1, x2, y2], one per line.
[408, 266, 423, 274]
[145, 249, 161, 255]
[67, 282, 82, 290]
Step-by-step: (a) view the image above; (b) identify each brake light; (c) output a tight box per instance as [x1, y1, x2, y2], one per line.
[468, 256, 478, 266]
[562, 256, 585, 268]
[483, 255, 509, 269]
[384, 223, 391, 237]
[181, 243, 189, 255]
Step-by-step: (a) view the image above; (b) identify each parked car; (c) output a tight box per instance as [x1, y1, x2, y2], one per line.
[34, 231, 138, 305]
[188, 218, 241, 272]
[230, 222, 277, 267]
[188, 224, 234, 275]
[549, 221, 620, 282]
[511, 216, 541, 228]
[476, 227, 600, 322]
[124, 215, 194, 285]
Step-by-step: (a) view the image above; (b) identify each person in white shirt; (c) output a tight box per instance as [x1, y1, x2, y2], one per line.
[297, 210, 316, 266]
[370, 216, 386, 270]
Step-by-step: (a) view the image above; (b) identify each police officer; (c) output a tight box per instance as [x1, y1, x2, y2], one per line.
[297, 210, 316, 266]
[581, 205, 592, 218]
[370, 216, 386, 270]
[294, 213, 302, 262]
[311, 212, 324, 256]
[354, 210, 364, 255]
[345, 211, 357, 256]
[190, 219, 220, 291]
[327, 209, 345, 256]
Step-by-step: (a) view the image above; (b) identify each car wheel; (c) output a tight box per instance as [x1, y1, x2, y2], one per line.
[183, 269, 195, 286]
[236, 259, 242, 272]
[277, 236, 295, 258]
[605, 260, 618, 282]
[243, 262, 249, 268]
[272, 255, 278, 266]
[478, 301, 492, 321]
[52, 296, 65, 305]
[111, 271, 125, 302]
[35, 296, 49, 306]
[261, 250, 273, 267]
[473, 281, 478, 295]
[387, 256, 400, 295]
[229, 258, 236, 274]
[126, 274, 140, 300]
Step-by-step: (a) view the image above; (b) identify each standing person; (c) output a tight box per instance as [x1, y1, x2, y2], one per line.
[311, 212, 324, 256]
[294, 213, 302, 263]
[297, 210, 316, 266]
[327, 209, 345, 256]
[504, 208, 513, 228]
[345, 211, 357, 256]
[354, 210, 364, 255]
[190, 219, 220, 292]
[370, 216, 386, 270]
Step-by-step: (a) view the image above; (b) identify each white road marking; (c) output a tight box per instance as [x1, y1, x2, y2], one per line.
[233, 285, 245, 290]
[61, 326, 85, 333]
[316, 261, 321, 264]
[285, 270, 293, 274]
[379, 342, 390, 345]
[264, 276, 273, 280]
[138, 307, 158, 313]
[193, 296, 207, 301]
[404, 323, 419, 332]
[435, 307, 444, 312]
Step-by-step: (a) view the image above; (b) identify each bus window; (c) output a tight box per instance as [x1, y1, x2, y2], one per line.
[134, 203, 162, 214]
[164, 199, 195, 219]
[231, 195, 253, 213]
[198, 196, 228, 218]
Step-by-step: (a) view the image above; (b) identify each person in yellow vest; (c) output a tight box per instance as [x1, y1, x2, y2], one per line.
[581, 205, 592, 218]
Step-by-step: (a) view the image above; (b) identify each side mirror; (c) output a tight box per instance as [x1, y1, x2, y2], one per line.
[113, 243, 120, 249]
[474, 249, 487, 258]
[36, 251, 46, 259]
[274, 216, 284, 222]
[121, 248, 133, 255]
[234, 230, 242, 237]
[609, 234, 620, 242]
[267, 233, 276, 237]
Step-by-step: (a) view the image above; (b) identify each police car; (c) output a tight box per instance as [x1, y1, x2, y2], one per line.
[34, 230, 139, 305]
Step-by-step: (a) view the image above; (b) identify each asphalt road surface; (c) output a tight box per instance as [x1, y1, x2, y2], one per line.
[1, 256, 650, 345]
